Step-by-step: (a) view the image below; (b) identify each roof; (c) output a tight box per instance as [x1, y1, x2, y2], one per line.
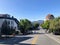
[0, 14, 20, 29]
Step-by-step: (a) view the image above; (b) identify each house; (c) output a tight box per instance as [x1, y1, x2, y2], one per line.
[0, 14, 20, 35]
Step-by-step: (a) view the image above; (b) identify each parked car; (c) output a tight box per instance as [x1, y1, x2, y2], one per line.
[53, 30, 60, 35]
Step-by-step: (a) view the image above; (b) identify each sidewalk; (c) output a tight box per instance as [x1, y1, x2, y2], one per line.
[45, 33, 60, 44]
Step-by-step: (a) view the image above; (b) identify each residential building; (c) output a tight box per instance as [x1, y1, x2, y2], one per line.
[0, 14, 20, 35]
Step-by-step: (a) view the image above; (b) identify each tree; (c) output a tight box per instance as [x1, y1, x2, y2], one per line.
[49, 17, 60, 34]
[49, 20, 55, 33]
[1, 20, 15, 35]
[33, 23, 39, 29]
[41, 20, 50, 30]
[19, 19, 32, 34]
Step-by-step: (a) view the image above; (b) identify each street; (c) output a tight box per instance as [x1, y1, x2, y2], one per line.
[0, 29, 60, 45]
[36, 34, 60, 45]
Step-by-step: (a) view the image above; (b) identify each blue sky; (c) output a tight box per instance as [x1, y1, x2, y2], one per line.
[0, 0, 60, 21]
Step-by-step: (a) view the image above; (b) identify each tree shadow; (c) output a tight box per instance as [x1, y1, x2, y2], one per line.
[0, 36, 34, 45]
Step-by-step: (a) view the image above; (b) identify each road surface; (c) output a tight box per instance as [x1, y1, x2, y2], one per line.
[36, 34, 60, 45]
[0, 29, 60, 45]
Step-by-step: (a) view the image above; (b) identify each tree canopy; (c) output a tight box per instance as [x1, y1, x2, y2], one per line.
[19, 19, 32, 34]
[41, 17, 60, 34]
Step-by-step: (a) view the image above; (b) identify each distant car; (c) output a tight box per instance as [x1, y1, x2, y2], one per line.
[26, 30, 33, 34]
[32, 31, 38, 34]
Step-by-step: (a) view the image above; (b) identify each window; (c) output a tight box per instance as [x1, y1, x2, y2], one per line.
[11, 20, 14, 26]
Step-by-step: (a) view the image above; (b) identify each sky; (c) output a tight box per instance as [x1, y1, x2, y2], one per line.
[0, 0, 60, 21]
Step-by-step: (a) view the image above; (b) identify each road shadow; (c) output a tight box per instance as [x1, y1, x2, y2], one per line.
[0, 36, 33, 45]
[0, 43, 36, 45]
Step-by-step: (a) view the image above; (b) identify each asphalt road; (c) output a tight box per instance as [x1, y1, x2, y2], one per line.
[0, 29, 60, 45]
[36, 29, 60, 45]
[36, 34, 60, 45]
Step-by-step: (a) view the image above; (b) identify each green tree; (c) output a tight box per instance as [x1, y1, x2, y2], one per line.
[19, 19, 32, 34]
[41, 20, 50, 30]
[49, 20, 55, 33]
[49, 17, 60, 34]
[33, 23, 39, 29]
[1, 20, 15, 35]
